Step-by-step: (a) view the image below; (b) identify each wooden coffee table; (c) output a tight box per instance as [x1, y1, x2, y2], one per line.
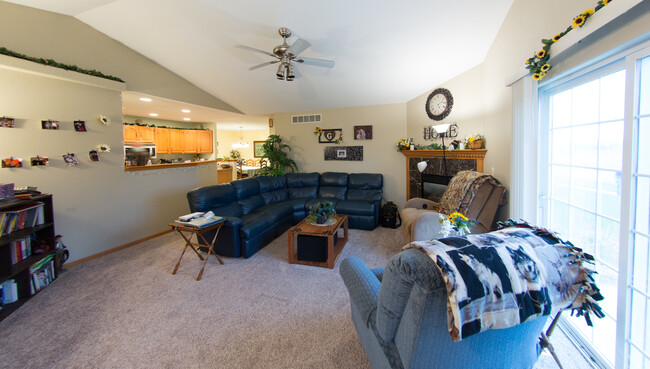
[288, 214, 348, 269]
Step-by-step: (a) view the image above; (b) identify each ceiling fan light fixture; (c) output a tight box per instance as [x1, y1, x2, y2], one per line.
[286, 64, 295, 81]
[276, 64, 285, 80]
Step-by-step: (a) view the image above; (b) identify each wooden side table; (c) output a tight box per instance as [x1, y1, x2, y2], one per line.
[288, 214, 348, 269]
[169, 221, 224, 281]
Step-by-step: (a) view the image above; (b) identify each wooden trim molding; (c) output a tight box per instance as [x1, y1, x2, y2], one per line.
[64, 229, 172, 268]
[124, 160, 218, 172]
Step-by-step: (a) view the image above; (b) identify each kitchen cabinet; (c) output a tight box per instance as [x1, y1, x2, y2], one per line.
[169, 129, 183, 154]
[123, 125, 155, 143]
[155, 128, 170, 154]
[182, 130, 197, 153]
[197, 130, 213, 153]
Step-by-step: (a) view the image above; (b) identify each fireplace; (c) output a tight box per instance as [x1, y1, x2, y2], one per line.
[421, 174, 452, 202]
[400, 149, 487, 200]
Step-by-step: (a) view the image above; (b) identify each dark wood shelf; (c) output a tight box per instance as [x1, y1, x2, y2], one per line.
[0, 298, 29, 321]
[1, 251, 56, 280]
[0, 223, 53, 246]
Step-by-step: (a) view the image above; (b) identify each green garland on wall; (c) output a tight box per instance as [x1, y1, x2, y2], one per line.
[0, 46, 125, 83]
[525, 0, 612, 81]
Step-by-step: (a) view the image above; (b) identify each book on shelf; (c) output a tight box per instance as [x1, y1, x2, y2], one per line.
[0, 279, 18, 305]
[29, 254, 55, 295]
[9, 236, 32, 264]
[0, 202, 44, 235]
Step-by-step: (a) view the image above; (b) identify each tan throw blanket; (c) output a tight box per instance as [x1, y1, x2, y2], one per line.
[403, 224, 604, 341]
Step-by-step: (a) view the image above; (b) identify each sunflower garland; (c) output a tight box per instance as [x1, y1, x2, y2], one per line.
[525, 0, 612, 81]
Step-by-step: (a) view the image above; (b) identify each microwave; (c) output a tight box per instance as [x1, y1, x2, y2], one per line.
[124, 143, 157, 159]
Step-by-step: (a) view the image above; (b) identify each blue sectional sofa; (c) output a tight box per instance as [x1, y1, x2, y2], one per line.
[186, 172, 383, 258]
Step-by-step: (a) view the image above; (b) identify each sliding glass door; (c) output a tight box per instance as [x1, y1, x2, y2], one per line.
[538, 44, 650, 369]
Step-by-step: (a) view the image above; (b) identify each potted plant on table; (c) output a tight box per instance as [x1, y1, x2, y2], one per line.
[308, 201, 337, 225]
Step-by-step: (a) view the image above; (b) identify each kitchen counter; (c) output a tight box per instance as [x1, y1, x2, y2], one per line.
[123, 160, 219, 172]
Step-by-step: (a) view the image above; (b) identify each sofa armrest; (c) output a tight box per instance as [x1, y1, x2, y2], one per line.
[404, 198, 439, 211]
[340, 257, 382, 328]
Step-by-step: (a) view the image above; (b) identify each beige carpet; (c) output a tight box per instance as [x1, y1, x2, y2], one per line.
[0, 227, 593, 368]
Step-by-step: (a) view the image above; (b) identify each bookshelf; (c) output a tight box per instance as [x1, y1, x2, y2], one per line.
[0, 194, 56, 321]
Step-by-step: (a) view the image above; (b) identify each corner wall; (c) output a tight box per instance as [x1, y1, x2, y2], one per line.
[0, 61, 218, 262]
[273, 103, 407, 207]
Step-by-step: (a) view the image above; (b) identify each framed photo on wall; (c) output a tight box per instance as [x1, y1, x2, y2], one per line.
[254, 141, 265, 158]
[354, 125, 372, 140]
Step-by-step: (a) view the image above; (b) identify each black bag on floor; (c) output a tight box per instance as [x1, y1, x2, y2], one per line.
[381, 201, 401, 229]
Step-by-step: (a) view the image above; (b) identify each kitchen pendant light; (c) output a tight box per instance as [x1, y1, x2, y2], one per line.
[232, 126, 249, 149]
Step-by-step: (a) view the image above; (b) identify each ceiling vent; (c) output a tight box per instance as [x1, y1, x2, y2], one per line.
[291, 114, 322, 124]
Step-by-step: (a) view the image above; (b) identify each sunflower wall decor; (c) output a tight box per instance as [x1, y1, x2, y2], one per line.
[525, 0, 612, 81]
[314, 127, 343, 144]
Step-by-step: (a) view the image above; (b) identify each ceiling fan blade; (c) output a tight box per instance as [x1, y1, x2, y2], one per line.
[287, 38, 311, 57]
[248, 60, 279, 70]
[236, 44, 277, 58]
[296, 57, 335, 68]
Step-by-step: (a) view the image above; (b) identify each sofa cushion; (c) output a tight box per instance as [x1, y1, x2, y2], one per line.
[286, 172, 319, 199]
[318, 172, 348, 200]
[239, 212, 273, 240]
[335, 200, 375, 216]
[255, 176, 289, 204]
[257, 202, 293, 223]
[306, 198, 339, 210]
[231, 178, 260, 200]
[347, 174, 383, 202]
[187, 184, 243, 217]
[286, 198, 309, 212]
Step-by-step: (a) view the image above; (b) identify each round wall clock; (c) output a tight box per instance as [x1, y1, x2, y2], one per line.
[425, 88, 453, 121]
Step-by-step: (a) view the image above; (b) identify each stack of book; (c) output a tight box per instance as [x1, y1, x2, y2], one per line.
[0, 279, 18, 306]
[0, 202, 44, 235]
[9, 237, 32, 264]
[174, 211, 224, 229]
[29, 254, 55, 295]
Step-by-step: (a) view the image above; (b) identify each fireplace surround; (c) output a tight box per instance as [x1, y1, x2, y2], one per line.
[400, 149, 487, 200]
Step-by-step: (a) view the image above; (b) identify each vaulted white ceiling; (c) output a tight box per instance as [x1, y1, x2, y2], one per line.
[6, 0, 513, 116]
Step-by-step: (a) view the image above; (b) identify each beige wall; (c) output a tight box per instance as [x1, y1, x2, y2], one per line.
[273, 104, 407, 207]
[0, 62, 219, 262]
[0, 2, 240, 114]
[405, 0, 650, 218]
[215, 129, 270, 160]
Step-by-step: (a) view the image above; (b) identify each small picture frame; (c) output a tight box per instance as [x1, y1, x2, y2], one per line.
[89, 150, 100, 162]
[354, 125, 372, 140]
[74, 120, 87, 132]
[337, 149, 347, 158]
[2, 157, 23, 168]
[253, 141, 265, 158]
[30, 156, 49, 166]
[41, 120, 60, 130]
[0, 117, 15, 128]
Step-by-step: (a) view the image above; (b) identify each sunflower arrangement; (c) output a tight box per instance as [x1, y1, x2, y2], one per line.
[230, 150, 240, 159]
[396, 138, 414, 150]
[525, 0, 612, 81]
[314, 127, 323, 135]
[439, 212, 476, 237]
[335, 134, 343, 144]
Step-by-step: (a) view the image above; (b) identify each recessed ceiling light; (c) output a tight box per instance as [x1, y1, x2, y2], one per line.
[139, 97, 152, 102]
[149, 113, 158, 117]
[181, 109, 191, 113]
[183, 118, 191, 121]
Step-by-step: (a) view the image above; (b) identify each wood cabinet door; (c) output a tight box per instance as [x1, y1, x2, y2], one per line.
[182, 130, 198, 153]
[155, 128, 170, 154]
[138, 126, 155, 143]
[169, 129, 183, 153]
[123, 125, 139, 142]
[197, 130, 213, 153]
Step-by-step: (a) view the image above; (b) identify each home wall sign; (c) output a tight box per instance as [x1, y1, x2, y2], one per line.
[318, 129, 342, 144]
[423, 123, 458, 141]
[324, 146, 363, 161]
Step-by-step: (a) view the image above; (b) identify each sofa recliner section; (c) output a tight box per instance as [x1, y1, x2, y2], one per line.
[186, 172, 383, 258]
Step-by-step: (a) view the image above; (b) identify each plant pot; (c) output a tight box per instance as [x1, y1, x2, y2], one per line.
[468, 139, 483, 149]
[316, 215, 328, 224]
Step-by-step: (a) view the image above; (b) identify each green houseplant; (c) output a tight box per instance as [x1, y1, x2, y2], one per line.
[258, 134, 298, 177]
[308, 201, 336, 224]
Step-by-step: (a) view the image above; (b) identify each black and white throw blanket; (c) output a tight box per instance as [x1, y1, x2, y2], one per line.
[403, 223, 603, 341]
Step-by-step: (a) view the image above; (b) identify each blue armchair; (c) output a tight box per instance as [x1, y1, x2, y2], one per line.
[339, 248, 549, 369]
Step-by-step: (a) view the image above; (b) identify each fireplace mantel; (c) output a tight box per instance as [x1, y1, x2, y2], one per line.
[400, 149, 487, 200]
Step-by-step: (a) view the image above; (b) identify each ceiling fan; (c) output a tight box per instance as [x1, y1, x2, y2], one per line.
[237, 27, 335, 81]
